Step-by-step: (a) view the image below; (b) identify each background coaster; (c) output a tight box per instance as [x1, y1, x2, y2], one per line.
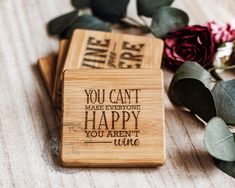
[38, 54, 57, 98]
[65, 29, 163, 69]
[53, 39, 70, 106]
[61, 69, 165, 167]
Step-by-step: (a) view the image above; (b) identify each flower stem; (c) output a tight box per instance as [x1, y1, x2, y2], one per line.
[208, 64, 235, 82]
[123, 17, 151, 33]
[118, 20, 142, 29]
[210, 70, 223, 81]
[209, 64, 235, 72]
[125, 17, 144, 27]
[139, 16, 148, 27]
[139, 16, 152, 33]
[210, 78, 218, 83]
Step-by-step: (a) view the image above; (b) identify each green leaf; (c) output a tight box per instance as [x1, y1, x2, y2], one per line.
[205, 117, 235, 162]
[214, 159, 235, 178]
[169, 62, 216, 122]
[72, 0, 91, 8]
[212, 79, 235, 125]
[137, 0, 174, 17]
[169, 62, 212, 104]
[60, 15, 111, 39]
[151, 7, 189, 38]
[47, 10, 79, 35]
[214, 134, 235, 178]
[90, 0, 130, 23]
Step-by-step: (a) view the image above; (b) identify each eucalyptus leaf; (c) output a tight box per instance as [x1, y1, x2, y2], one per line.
[212, 79, 235, 125]
[169, 62, 216, 122]
[47, 10, 79, 35]
[90, 0, 129, 23]
[137, 0, 174, 17]
[169, 62, 212, 104]
[214, 159, 235, 178]
[205, 117, 235, 162]
[151, 7, 189, 38]
[72, 0, 91, 8]
[214, 134, 235, 178]
[60, 15, 111, 39]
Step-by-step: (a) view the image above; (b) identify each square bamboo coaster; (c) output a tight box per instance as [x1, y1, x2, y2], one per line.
[61, 69, 165, 167]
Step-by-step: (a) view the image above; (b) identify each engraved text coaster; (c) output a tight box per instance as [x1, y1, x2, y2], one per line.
[61, 69, 165, 167]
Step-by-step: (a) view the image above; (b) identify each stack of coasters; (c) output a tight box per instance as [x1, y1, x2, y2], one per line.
[38, 29, 165, 167]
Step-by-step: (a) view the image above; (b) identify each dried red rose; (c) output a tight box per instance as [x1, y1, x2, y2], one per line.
[164, 25, 215, 69]
[206, 21, 235, 46]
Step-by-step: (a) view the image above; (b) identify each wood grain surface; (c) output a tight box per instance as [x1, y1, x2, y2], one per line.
[0, 0, 235, 187]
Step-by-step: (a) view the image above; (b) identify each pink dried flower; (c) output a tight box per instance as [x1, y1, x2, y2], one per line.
[206, 21, 235, 46]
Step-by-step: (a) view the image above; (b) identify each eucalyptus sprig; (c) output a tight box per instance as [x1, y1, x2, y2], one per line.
[169, 62, 235, 178]
[48, 0, 189, 39]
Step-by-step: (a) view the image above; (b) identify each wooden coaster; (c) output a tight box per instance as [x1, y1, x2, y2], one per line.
[61, 69, 165, 167]
[38, 54, 57, 98]
[53, 29, 164, 107]
[37, 40, 70, 105]
[38, 53, 62, 117]
[53, 39, 70, 106]
[65, 29, 163, 69]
